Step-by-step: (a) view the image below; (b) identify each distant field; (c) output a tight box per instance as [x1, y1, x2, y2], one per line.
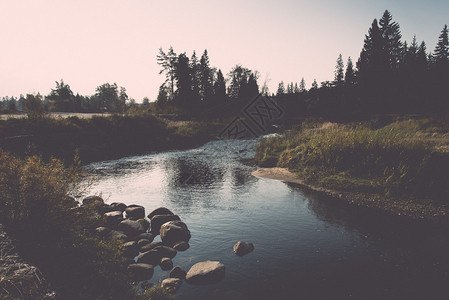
[0, 112, 112, 120]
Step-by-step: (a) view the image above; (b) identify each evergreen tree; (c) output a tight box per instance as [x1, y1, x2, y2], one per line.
[157, 46, 177, 101]
[246, 73, 259, 97]
[156, 84, 169, 106]
[276, 81, 285, 96]
[334, 54, 344, 86]
[287, 82, 294, 94]
[213, 69, 226, 103]
[379, 10, 403, 70]
[119, 87, 128, 112]
[345, 57, 355, 85]
[227, 65, 252, 99]
[294, 82, 300, 93]
[433, 25, 449, 63]
[190, 51, 201, 102]
[95, 83, 121, 112]
[199, 50, 214, 102]
[174, 53, 193, 105]
[299, 78, 306, 93]
[311, 79, 318, 90]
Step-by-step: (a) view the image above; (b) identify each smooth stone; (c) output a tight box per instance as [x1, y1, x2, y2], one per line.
[127, 263, 154, 281]
[150, 214, 180, 234]
[137, 250, 161, 266]
[160, 257, 173, 271]
[140, 241, 163, 253]
[161, 278, 182, 294]
[118, 219, 146, 237]
[136, 232, 155, 242]
[173, 241, 190, 251]
[125, 205, 145, 220]
[233, 241, 255, 256]
[186, 261, 225, 285]
[148, 207, 174, 219]
[109, 202, 127, 212]
[137, 218, 150, 232]
[170, 266, 187, 279]
[103, 211, 123, 228]
[160, 221, 191, 247]
[123, 241, 139, 258]
[153, 246, 177, 259]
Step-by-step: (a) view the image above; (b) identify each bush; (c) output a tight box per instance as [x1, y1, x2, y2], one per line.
[0, 151, 132, 299]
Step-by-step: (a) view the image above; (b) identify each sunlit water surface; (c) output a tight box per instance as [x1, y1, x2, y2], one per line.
[84, 139, 449, 299]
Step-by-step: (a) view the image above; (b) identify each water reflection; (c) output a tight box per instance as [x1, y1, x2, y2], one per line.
[84, 139, 449, 300]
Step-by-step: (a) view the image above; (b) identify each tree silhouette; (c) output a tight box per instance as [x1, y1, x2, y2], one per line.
[157, 47, 177, 101]
[334, 54, 344, 86]
[276, 81, 285, 96]
[345, 57, 355, 86]
[199, 50, 214, 103]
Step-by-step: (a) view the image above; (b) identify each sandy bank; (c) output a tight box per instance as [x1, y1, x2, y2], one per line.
[252, 167, 449, 224]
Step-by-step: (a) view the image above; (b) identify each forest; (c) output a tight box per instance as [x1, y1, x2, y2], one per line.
[1, 10, 447, 121]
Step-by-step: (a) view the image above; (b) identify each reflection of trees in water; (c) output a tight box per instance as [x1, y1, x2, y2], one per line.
[163, 157, 224, 187]
[231, 166, 257, 187]
[284, 182, 449, 246]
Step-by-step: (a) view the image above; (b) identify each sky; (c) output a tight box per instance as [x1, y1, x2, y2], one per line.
[0, 0, 448, 102]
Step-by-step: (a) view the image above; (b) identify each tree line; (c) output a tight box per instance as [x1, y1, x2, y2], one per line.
[155, 47, 259, 107]
[276, 10, 449, 119]
[1, 10, 447, 118]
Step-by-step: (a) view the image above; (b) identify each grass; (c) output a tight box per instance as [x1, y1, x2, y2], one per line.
[255, 117, 449, 202]
[0, 112, 222, 164]
[0, 150, 134, 299]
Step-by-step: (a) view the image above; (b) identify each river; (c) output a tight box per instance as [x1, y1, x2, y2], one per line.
[84, 139, 449, 299]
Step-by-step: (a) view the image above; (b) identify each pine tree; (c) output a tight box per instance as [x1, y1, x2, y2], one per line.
[276, 81, 285, 96]
[379, 10, 403, 70]
[157, 47, 177, 101]
[213, 69, 226, 102]
[299, 78, 306, 93]
[227, 65, 252, 99]
[345, 57, 355, 85]
[199, 50, 214, 102]
[175, 53, 193, 104]
[433, 25, 449, 64]
[311, 79, 318, 90]
[190, 51, 201, 102]
[287, 82, 294, 94]
[334, 54, 344, 86]
[294, 82, 300, 93]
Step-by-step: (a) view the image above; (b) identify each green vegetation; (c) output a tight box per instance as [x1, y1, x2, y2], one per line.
[256, 118, 449, 202]
[0, 151, 133, 299]
[0, 112, 221, 164]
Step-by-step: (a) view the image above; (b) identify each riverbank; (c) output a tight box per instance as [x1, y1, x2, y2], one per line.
[252, 167, 449, 224]
[0, 113, 224, 164]
[254, 118, 449, 224]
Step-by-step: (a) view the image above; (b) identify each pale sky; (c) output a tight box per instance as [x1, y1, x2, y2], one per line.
[0, 0, 447, 102]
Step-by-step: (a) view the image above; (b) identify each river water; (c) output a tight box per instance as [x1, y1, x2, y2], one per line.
[84, 139, 449, 299]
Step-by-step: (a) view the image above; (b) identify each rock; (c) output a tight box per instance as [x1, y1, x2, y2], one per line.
[103, 211, 123, 228]
[105, 230, 128, 241]
[82, 195, 104, 206]
[140, 242, 163, 252]
[170, 266, 187, 279]
[136, 232, 155, 243]
[186, 261, 225, 285]
[123, 241, 139, 258]
[109, 202, 127, 212]
[137, 218, 150, 232]
[118, 219, 146, 237]
[233, 241, 254, 256]
[127, 263, 154, 281]
[125, 205, 145, 220]
[96, 226, 111, 238]
[153, 246, 177, 259]
[161, 278, 182, 294]
[160, 221, 191, 247]
[137, 239, 151, 249]
[173, 241, 190, 251]
[160, 257, 173, 270]
[136, 250, 161, 266]
[150, 214, 180, 234]
[148, 207, 174, 219]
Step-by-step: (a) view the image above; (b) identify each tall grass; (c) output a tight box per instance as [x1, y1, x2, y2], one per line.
[0, 151, 132, 299]
[256, 119, 449, 200]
